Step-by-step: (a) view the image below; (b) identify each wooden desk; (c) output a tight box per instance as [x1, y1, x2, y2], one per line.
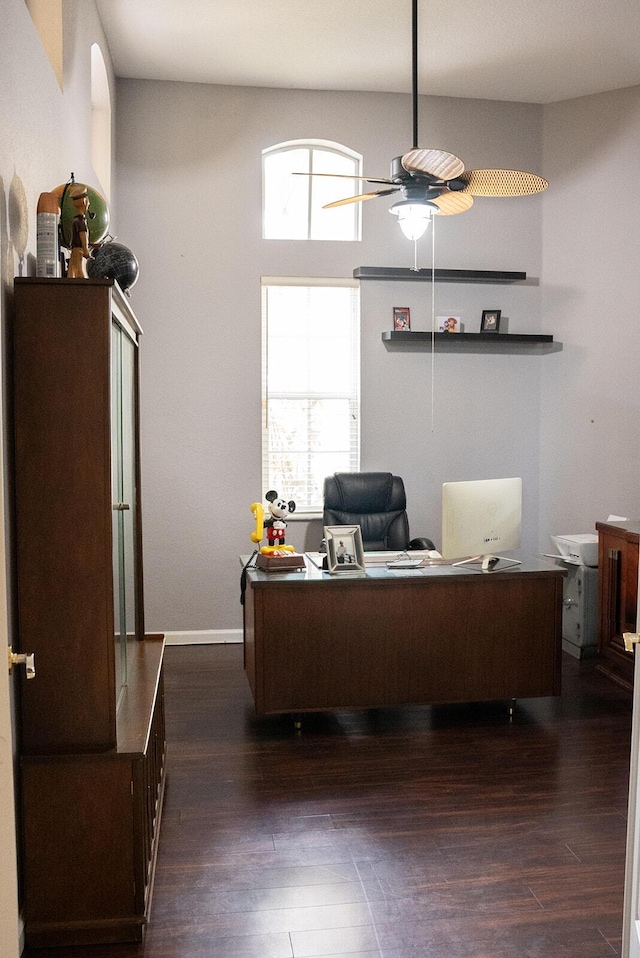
[242, 557, 564, 716]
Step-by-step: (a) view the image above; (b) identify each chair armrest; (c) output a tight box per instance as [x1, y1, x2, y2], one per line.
[409, 536, 436, 551]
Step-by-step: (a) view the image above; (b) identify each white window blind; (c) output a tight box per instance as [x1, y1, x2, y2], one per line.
[261, 278, 360, 516]
[262, 141, 362, 241]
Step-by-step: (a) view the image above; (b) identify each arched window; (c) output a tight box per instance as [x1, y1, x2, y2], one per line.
[25, 0, 63, 89]
[91, 43, 112, 200]
[263, 140, 362, 241]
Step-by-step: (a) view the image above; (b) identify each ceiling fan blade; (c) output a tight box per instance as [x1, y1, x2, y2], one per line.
[401, 149, 466, 180]
[323, 188, 399, 210]
[293, 172, 394, 185]
[460, 169, 548, 197]
[432, 192, 474, 216]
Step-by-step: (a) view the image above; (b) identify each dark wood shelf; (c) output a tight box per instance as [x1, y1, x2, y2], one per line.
[382, 331, 555, 350]
[355, 267, 527, 283]
[116, 635, 165, 754]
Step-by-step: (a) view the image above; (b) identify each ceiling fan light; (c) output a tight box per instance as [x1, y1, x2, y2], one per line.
[389, 200, 433, 241]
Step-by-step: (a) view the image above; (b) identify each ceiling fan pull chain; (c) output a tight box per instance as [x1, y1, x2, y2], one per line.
[431, 214, 436, 432]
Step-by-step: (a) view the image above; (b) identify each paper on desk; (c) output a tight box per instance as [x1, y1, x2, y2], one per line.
[364, 549, 442, 566]
[305, 550, 444, 569]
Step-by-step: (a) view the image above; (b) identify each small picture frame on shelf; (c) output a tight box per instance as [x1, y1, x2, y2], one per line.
[437, 315, 461, 334]
[393, 307, 411, 331]
[324, 525, 365, 574]
[481, 309, 501, 332]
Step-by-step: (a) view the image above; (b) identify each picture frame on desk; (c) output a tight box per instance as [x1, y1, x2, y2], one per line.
[324, 525, 365, 574]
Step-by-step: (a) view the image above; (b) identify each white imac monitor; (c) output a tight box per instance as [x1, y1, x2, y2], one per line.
[441, 477, 522, 571]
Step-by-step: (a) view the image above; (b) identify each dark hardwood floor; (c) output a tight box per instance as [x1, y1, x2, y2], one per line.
[25, 644, 633, 958]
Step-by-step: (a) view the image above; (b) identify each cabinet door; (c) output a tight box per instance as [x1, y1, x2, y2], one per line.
[597, 523, 638, 690]
[14, 279, 117, 752]
[22, 756, 137, 946]
[111, 319, 141, 708]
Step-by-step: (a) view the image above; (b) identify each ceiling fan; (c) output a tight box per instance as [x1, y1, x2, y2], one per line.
[296, 0, 548, 242]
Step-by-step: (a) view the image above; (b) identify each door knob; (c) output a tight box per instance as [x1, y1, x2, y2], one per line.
[7, 646, 35, 678]
[623, 632, 640, 653]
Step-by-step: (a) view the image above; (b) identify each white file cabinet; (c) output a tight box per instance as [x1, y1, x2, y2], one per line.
[560, 562, 598, 658]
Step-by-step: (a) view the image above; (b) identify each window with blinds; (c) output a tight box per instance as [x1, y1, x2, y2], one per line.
[261, 278, 360, 516]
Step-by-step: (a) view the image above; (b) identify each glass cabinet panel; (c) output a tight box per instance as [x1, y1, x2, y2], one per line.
[111, 319, 139, 709]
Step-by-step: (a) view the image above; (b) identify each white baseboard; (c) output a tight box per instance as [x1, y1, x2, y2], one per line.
[163, 629, 242, 646]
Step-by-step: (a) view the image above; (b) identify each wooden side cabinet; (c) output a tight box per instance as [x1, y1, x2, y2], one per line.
[21, 639, 165, 947]
[596, 519, 639, 692]
[12, 278, 166, 947]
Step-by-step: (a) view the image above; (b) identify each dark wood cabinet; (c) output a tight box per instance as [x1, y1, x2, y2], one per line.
[12, 278, 166, 947]
[596, 519, 639, 691]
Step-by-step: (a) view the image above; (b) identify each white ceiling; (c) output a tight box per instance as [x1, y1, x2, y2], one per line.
[95, 0, 640, 104]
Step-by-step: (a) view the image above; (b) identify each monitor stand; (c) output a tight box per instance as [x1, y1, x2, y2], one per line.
[452, 554, 522, 573]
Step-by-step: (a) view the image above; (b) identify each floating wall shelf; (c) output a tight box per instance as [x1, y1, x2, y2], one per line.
[354, 267, 527, 284]
[382, 331, 556, 352]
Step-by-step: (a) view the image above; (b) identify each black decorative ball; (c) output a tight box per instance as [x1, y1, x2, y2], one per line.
[87, 241, 139, 292]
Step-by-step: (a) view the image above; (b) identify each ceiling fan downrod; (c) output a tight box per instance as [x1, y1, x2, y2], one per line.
[412, 0, 419, 149]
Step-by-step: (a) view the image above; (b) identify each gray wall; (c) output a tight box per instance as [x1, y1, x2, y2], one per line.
[540, 85, 640, 538]
[115, 80, 546, 634]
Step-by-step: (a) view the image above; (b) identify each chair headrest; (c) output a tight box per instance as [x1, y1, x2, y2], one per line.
[326, 472, 406, 513]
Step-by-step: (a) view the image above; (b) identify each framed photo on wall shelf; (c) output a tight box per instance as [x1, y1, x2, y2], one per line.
[324, 525, 365, 574]
[393, 307, 411, 331]
[481, 309, 501, 332]
[437, 316, 461, 333]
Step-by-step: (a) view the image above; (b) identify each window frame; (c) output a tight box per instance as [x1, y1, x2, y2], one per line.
[261, 276, 361, 519]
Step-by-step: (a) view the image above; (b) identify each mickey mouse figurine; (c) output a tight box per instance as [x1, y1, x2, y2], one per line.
[264, 490, 296, 550]
[250, 490, 296, 554]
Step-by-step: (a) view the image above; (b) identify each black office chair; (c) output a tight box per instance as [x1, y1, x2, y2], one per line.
[322, 472, 435, 552]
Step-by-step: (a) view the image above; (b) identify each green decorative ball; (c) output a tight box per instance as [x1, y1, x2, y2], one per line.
[54, 181, 110, 248]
